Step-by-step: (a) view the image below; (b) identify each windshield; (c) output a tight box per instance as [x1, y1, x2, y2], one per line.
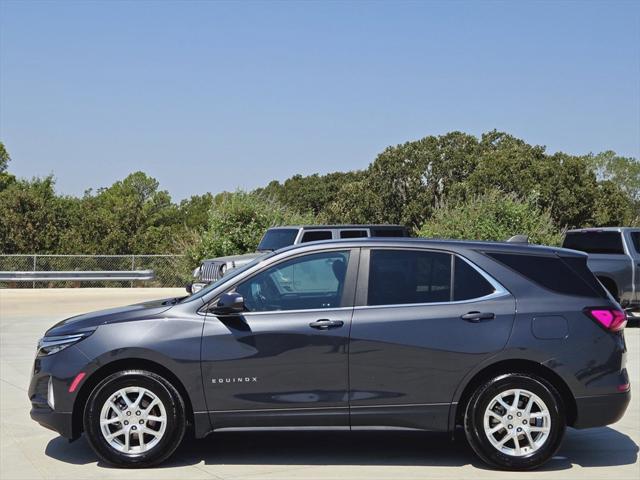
[181, 252, 274, 303]
[257, 228, 299, 251]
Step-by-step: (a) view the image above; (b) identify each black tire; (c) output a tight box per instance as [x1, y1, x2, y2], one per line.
[83, 370, 186, 468]
[464, 373, 566, 470]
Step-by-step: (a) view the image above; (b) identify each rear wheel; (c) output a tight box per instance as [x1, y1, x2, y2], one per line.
[83, 370, 186, 468]
[464, 373, 565, 470]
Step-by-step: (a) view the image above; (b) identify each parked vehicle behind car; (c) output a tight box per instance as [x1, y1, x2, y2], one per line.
[30, 237, 630, 470]
[562, 227, 640, 311]
[188, 224, 409, 293]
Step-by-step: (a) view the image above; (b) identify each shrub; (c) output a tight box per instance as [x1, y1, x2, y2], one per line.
[183, 191, 316, 273]
[417, 190, 563, 246]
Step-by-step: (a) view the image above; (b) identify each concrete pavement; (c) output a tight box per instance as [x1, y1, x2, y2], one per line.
[1, 288, 638, 479]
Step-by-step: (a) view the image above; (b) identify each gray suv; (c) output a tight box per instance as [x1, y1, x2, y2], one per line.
[189, 224, 409, 292]
[30, 238, 630, 470]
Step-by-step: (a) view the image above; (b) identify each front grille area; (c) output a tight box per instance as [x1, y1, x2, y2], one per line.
[200, 262, 224, 282]
[31, 376, 49, 407]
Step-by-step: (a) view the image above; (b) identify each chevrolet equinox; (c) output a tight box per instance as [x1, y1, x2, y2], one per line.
[29, 238, 631, 470]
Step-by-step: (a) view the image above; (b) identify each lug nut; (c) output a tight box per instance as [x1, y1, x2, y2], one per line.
[126, 411, 131, 416]
[132, 426, 137, 430]
[507, 415, 513, 420]
[517, 412, 522, 417]
[517, 427, 522, 432]
[139, 420, 144, 424]
[523, 420, 528, 425]
[136, 411, 141, 415]
[124, 420, 129, 425]
[508, 424, 513, 429]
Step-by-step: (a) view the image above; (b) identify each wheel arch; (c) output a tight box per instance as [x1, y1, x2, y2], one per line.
[72, 358, 195, 439]
[452, 359, 577, 433]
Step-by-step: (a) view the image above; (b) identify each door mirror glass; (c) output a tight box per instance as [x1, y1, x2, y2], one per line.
[212, 292, 245, 315]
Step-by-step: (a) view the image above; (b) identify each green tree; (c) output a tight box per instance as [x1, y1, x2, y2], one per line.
[0, 142, 10, 173]
[417, 190, 563, 246]
[0, 176, 75, 253]
[258, 170, 365, 216]
[0, 142, 16, 191]
[590, 151, 640, 203]
[67, 172, 184, 254]
[185, 191, 316, 268]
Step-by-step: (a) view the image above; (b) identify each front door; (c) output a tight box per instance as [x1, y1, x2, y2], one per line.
[201, 249, 357, 429]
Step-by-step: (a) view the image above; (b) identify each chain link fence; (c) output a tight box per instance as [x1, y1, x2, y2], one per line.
[0, 255, 188, 288]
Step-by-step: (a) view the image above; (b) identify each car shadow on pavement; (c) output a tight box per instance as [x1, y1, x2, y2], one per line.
[45, 426, 638, 471]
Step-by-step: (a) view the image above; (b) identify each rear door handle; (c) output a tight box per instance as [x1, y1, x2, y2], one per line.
[461, 311, 495, 322]
[309, 319, 344, 330]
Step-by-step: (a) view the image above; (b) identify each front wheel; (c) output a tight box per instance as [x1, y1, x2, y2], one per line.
[83, 370, 186, 468]
[464, 373, 565, 470]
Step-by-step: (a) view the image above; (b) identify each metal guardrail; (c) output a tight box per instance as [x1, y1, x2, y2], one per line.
[0, 270, 155, 282]
[0, 254, 184, 287]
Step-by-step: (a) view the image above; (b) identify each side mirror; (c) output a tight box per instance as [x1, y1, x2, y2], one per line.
[212, 292, 244, 315]
[185, 283, 193, 294]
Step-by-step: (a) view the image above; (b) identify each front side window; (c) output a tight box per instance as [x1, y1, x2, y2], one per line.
[257, 229, 300, 251]
[368, 250, 452, 306]
[235, 251, 350, 312]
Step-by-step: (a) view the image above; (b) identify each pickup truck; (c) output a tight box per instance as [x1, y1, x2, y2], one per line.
[563, 227, 640, 312]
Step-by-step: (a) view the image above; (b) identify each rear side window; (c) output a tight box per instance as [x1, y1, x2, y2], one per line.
[340, 230, 368, 239]
[367, 250, 498, 306]
[368, 250, 452, 305]
[563, 231, 624, 254]
[301, 230, 333, 243]
[486, 252, 604, 298]
[454, 257, 496, 301]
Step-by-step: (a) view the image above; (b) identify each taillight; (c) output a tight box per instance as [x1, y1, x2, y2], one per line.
[584, 307, 627, 332]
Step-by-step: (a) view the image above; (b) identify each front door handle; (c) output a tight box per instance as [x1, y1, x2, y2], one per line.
[461, 311, 495, 323]
[309, 319, 344, 330]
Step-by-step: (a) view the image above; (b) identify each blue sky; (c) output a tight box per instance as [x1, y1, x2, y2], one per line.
[1, 0, 638, 201]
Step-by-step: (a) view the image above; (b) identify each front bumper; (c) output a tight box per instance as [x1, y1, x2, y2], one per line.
[573, 390, 631, 429]
[30, 406, 75, 439]
[28, 345, 90, 439]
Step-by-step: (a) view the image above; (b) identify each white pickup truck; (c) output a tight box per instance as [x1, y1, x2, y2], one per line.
[563, 227, 639, 313]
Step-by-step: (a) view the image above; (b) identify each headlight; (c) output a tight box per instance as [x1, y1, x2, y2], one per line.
[219, 264, 227, 276]
[192, 266, 201, 277]
[37, 331, 93, 357]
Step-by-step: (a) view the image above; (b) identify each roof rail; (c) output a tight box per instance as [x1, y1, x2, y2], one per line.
[506, 235, 529, 244]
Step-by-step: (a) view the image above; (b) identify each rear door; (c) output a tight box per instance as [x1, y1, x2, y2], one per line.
[348, 248, 515, 431]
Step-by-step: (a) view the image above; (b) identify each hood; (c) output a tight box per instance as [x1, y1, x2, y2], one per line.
[202, 252, 261, 265]
[45, 297, 177, 337]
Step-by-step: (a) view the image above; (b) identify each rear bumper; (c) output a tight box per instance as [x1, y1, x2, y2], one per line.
[30, 406, 75, 439]
[573, 390, 631, 429]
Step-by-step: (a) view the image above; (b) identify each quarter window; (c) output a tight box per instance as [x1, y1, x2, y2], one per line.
[454, 257, 496, 301]
[235, 251, 350, 312]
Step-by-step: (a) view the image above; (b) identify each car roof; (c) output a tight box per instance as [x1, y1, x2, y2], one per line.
[566, 227, 639, 233]
[274, 237, 585, 257]
[266, 224, 407, 230]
